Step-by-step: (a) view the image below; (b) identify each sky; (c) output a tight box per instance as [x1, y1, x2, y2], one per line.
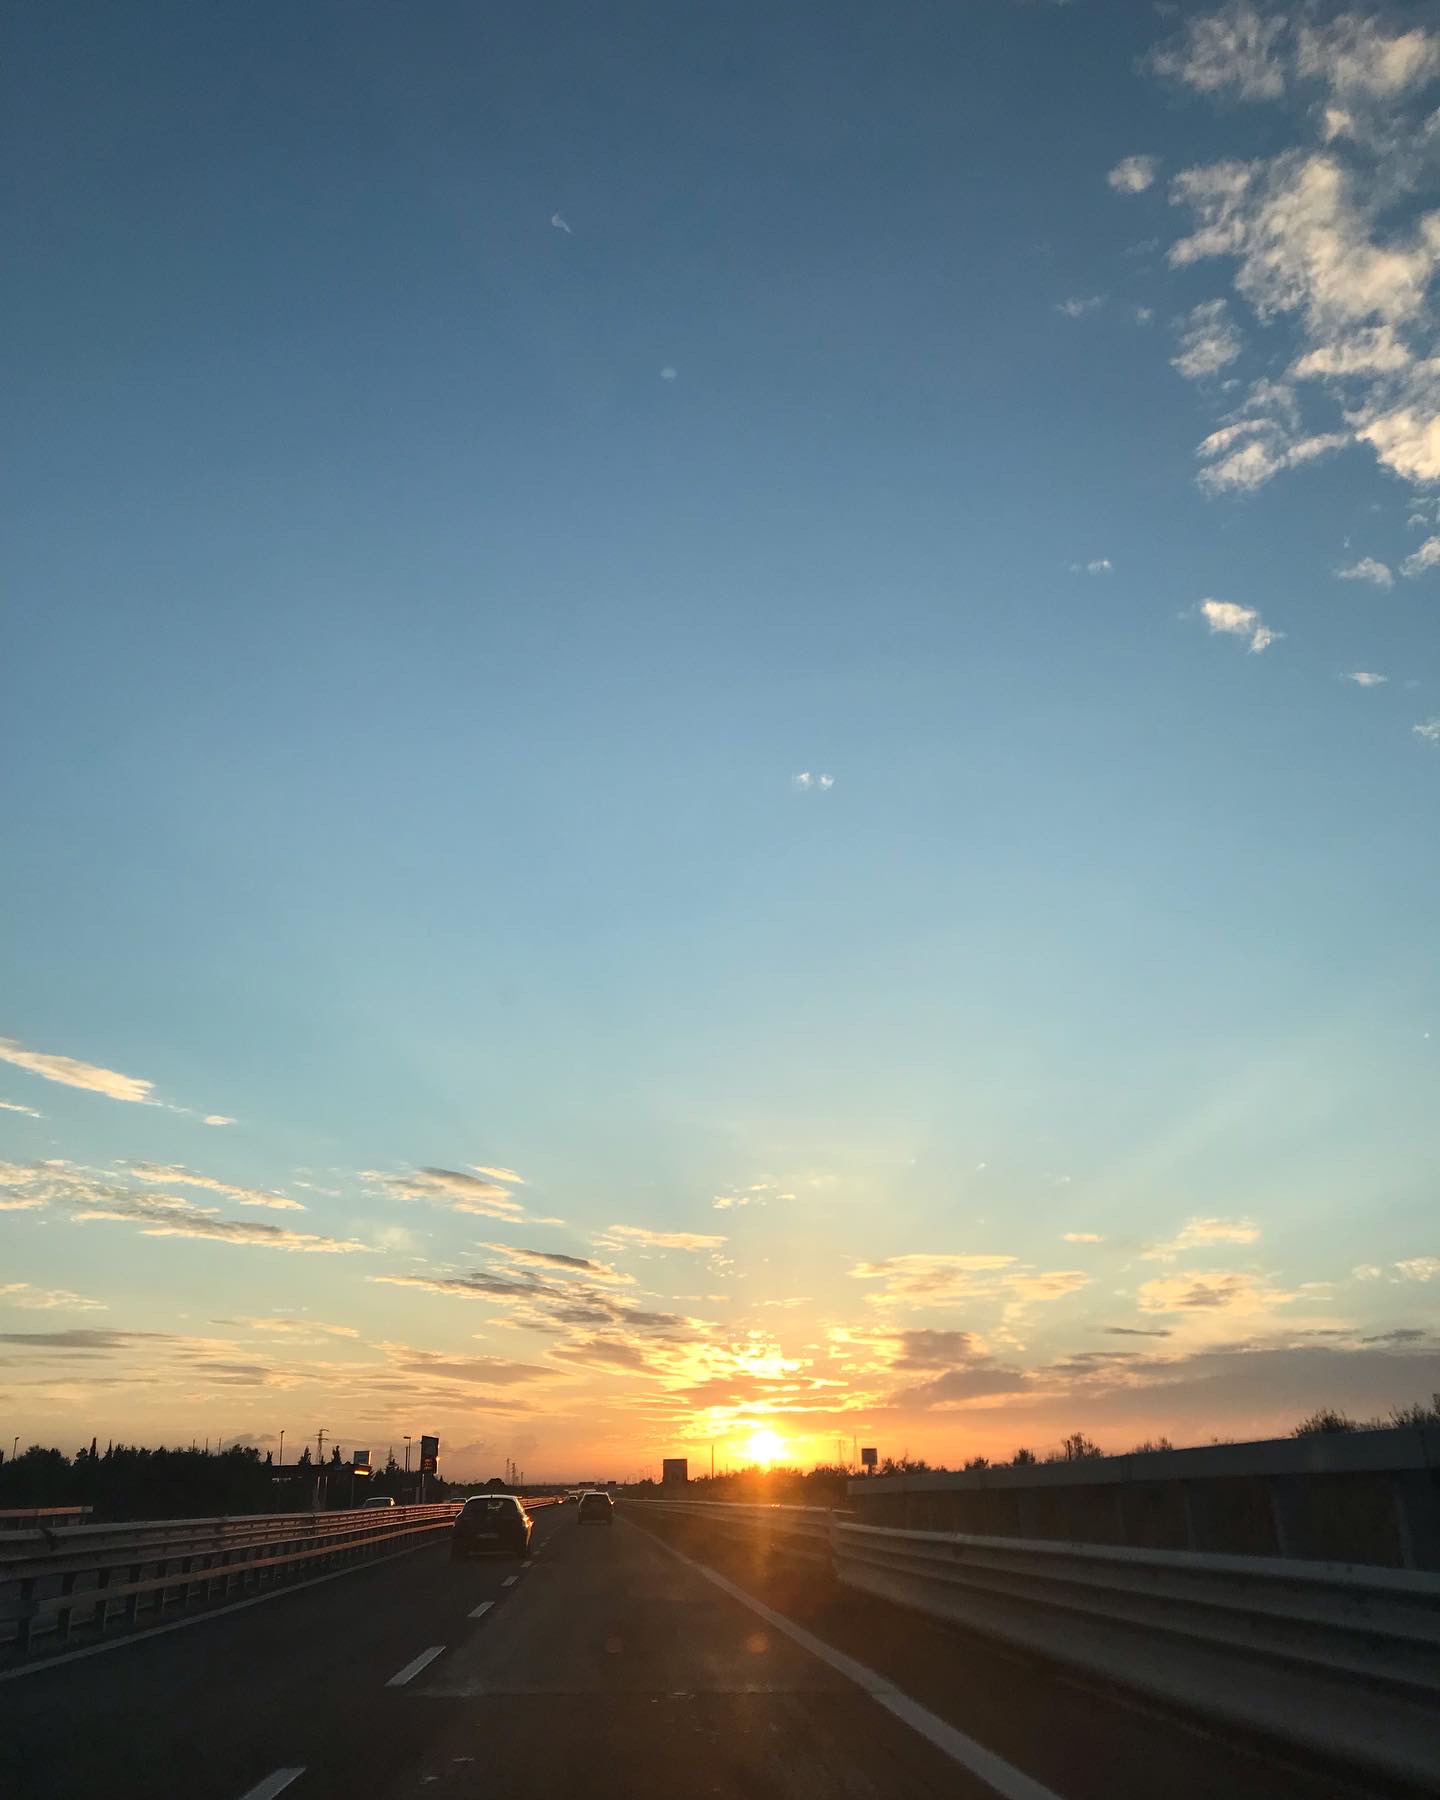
[3, 0, 1438, 1480]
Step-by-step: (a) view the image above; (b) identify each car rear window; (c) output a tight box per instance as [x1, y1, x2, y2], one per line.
[463, 1496, 517, 1514]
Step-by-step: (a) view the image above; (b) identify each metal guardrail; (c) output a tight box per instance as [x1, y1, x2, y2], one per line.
[0, 1495, 553, 1664]
[626, 1498, 1440, 1790]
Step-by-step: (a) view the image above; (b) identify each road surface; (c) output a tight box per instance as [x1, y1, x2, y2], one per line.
[0, 1505, 1393, 1800]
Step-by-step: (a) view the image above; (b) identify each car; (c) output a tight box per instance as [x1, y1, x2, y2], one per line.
[360, 1494, 397, 1509]
[450, 1493, 533, 1560]
[577, 1490, 614, 1526]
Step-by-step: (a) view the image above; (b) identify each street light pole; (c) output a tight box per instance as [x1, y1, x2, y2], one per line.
[279, 1429, 285, 1471]
[403, 1435, 411, 1474]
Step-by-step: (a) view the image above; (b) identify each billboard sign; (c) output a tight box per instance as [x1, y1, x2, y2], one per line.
[860, 1446, 878, 1470]
[352, 1449, 371, 1472]
[661, 1458, 688, 1485]
[419, 1434, 440, 1474]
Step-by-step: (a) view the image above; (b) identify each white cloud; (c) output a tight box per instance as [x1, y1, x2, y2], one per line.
[792, 772, 835, 791]
[1295, 15, 1440, 101]
[203, 1115, 235, 1127]
[660, 366, 678, 381]
[1172, 298, 1243, 380]
[598, 1224, 728, 1252]
[0, 1282, 107, 1311]
[1144, 1216, 1262, 1261]
[0, 1100, 41, 1118]
[1150, 2, 1289, 100]
[1056, 295, 1104, 318]
[1345, 671, 1387, 686]
[1401, 536, 1440, 578]
[0, 1161, 372, 1253]
[0, 1035, 154, 1104]
[128, 1162, 305, 1212]
[1198, 598, 1280, 652]
[1293, 326, 1410, 378]
[1063, 1232, 1104, 1243]
[362, 1166, 528, 1220]
[1108, 155, 1159, 194]
[1135, 1269, 1297, 1315]
[1070, 558, 1113, 574]
[1334, 556, 1394, 587]
[1395, 1257, 1440, 1281]
[1415, 719, 1440, 745]
[550, 212, 572, 234]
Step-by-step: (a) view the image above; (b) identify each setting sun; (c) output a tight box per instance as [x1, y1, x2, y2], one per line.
[743, 1429, 786, 1467]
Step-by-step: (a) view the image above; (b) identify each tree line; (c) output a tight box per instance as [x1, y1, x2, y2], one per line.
[0, 1440, 468, 1520]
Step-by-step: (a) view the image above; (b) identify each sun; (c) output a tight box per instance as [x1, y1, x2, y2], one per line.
[743, 1429, 785, 1467]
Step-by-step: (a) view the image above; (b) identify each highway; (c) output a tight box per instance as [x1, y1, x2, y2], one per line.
[0, 1505, 1398, 1800]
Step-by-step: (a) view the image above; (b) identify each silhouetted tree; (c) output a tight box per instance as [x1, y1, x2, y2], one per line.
[1011, 1447, 1038, 1465]
[1292, 1407, 1356, 1436]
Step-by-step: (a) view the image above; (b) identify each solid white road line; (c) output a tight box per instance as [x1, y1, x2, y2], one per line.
[637, 1526, 1064, 1800]
[385, 1645, 446, 1688]
[237, 1771, 306, 1800]
[501, 1574, 518, 1587]
[468, 1601, 494, 1620]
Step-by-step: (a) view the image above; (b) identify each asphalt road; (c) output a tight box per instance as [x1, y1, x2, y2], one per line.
[0, 1504, 1404, 1800]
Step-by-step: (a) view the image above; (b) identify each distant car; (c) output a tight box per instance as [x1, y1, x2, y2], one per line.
[451, 1493, 532, 1559]
[361, 1494, 397, 1509]
[577, 1490, 614, 1526]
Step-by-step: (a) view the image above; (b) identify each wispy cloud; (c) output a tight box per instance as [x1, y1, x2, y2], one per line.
[1069, 558, 1113, 575]
[0, 1161, 371, 1254]
[0, 1282, 107, 1312]
[1415, 720, 1440, 745]
[1063, 1231, 1104, 1243]
[481, 1242, 634, 1285]
[550, 212, 572, 234]
[1143, 1216, 1261, 1262]
[1136, 1269, 1296, 1316]
[0, 1035, 154, 1104]
[362, 1166, 530, 1220]
[1056, 295, 1104, 318]
[1334, 557, 1394, 587]
[0, 1100, 42, 1118]
[1401, 537, 1440, 579]
[1345, 671, 1387, 687]
[1172, 298, 1243, 380]
[791, 771, 836, 791]
[128, 1162, 305, 1212]
[1108, 154, 1159, 195]
[202, 1115, 235, 1127]
[1198, 598, 1280, 652]
[598, 1224, 727, 1252]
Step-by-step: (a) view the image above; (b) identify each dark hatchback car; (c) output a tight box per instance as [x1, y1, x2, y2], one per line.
[451, 1494, 533, 1560]
[577, 1490, 614, 1526]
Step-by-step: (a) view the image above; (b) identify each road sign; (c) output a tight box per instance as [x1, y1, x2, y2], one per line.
[861, 1446, 878, 1469]
[419, 1435, 439, 1474]
[352, 1449, 371, 1471]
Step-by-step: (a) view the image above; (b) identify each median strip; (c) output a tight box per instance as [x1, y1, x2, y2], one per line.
[385, 1645, 446, 1688]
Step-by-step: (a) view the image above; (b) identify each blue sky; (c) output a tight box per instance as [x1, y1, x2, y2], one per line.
[3, 1, 1438, 1476]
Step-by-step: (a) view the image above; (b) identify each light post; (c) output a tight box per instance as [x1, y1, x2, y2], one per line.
[278, 1429, 285, 1471]
[403, 1435, 412, 1474]
[10, 1436, 17, 1463]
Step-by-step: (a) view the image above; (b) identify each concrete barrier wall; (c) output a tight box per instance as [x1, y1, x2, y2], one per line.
[846, 1425, 1440, 1570]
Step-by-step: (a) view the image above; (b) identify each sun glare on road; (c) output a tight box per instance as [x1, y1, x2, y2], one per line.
[743, 1430, 785, 1467]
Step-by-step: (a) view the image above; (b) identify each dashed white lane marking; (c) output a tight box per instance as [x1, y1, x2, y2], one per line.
[237, 1771, 306, 1800]
[386, 1645, 446, 1687]
[501, 1575, 518, 1587]
[638, 1526, 1064, 1800]
[522, 1559, 533, 1567]
[468, 1600, 494, 1619]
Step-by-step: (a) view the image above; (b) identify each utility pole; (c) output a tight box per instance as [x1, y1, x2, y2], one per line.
[279, 1429, 285, 1470]
[316, 1427, 328, 1465]
[710, 1442, 715, 1479]
[403, 1435, 411, 1474]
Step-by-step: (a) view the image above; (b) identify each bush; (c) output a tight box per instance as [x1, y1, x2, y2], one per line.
[1292, 1407, 1357, 1436]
